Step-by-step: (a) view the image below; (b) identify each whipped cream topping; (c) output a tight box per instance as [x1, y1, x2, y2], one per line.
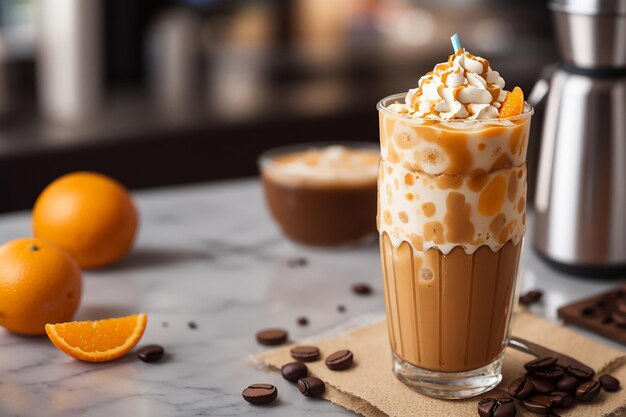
[263, 145, 379, 187]
[388, 49, 508, 120]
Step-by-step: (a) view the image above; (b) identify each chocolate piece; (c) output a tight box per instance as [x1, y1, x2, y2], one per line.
[531, 378, 556, 395]
[555, 376, 579, 393]
[281, 362, 308, 382]
[477, 398, 517, 417]
[290, 345, 320, 362]
[297, 316, 309, 326]
[256, 328, 288, 346]
[325, 350, 353, 371]
[508, 377, 534, 400]
[534, 367, 565, 382]
[575, 380, 601, 401]
[137, 345, 164, 363]
[520, 290, 543, 306]
[550, 391, 574, 408]
[352, 283, 372, 295]
[523, 395, 553, 414]
[557, 285, 626, 346]
[242, 383, 278, 405]
[566, 364, 594, 381]
[298, 376, 325, 397]
[525, 357, 558, 373]
[599, 374, 620, 392]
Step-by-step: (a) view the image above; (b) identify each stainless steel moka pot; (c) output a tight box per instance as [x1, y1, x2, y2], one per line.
[533, 0, 626, 276]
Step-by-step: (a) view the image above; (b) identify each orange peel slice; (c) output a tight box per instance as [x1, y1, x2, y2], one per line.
[499, 86, 524, 118]
[45, 313, 147, 362]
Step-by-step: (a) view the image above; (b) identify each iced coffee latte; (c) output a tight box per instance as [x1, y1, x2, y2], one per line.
[377, 48, 533, 398]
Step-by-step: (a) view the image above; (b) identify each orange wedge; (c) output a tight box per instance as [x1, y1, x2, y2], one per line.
[45, 313, 147, 362]
[499, 86, 524, 118]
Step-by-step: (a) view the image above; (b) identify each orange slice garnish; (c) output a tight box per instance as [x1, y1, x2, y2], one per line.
[499, 86, 524, 118]
[45, 313, 147, 362]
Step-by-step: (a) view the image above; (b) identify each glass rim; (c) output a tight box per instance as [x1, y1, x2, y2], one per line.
[257, 141, 379, 169]
[376, 93, 534, 124]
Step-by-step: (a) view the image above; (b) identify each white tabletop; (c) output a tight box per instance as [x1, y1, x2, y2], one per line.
[0, 179, 623, 417]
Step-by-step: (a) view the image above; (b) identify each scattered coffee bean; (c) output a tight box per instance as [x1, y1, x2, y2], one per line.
[281, 362, 308, 382]
[290, 345, 320, 362]
[575, 380, 601, 401]
[534, 367, 565, 382]
[508, 377, 534, 400]
[599, 374, 620, 392]
[520, 290, 543, 306]
[256, 328, 288, 346]
[288, 257, 308, 268]
[550, 391, 574, 409]
[242, 383, 278, 405]
[188, 321, 197, 330]
[137, 345, 164, 363]
[352, 283, 372, 295]
[477, 397, 517, 417]
[523, 395, 553, 414]
[525, 357, 557, 373]
[531, 378, 556, 395]
[161, 322, 168, 328]
[325, 350, 353, 371]
[612, 311, 626, 327]
[566, 364, 594, 380]
[337, 305, 346, 313]
[297, 316, 309, 326]
[298, 376, 325, 397]
[555, 376, 579, 393]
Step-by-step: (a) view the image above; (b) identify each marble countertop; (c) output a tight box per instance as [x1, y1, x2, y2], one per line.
[0, 179, 623, 417]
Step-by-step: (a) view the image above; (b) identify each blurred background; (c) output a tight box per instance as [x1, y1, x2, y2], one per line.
[0, 0, 556, 213]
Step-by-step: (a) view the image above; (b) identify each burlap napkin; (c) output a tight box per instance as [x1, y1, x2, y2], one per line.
[254, 310, 626, 417]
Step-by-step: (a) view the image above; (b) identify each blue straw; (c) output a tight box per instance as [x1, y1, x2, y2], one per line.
[450, 33, 462, 53]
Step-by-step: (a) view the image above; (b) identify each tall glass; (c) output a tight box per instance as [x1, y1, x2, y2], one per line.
[377, 94, 533, 399]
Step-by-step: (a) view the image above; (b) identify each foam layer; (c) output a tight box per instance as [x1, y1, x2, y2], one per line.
[379, 109, 531, 176]
[387, 49, 508, 120]
[263, 145, 379, 187]
[377, 160, 526, 254]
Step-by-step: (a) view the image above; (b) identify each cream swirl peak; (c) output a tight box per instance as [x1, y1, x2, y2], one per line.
[391, 49, 509, 120]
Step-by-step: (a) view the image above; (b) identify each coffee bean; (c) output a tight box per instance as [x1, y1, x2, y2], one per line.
[549, 391, 573, 409]
[297, 316, 309, 326]
[555, 376, 579, 393]
[325, 350, 353, 371]
[242, 383, 278, 405]
[599, 374, 620, 392]
[188, 321, 197, 330]
[287, 257, 308, 268]
[290, 345, 320, 362]
[298, 376, 325, 397]
[256, 328, 288, 346]
[575, 380, 601, 401]
[477, 397, 517, 417]
[525, 357, 558, 373]
[531, 378, 556, 395]
[137, 345, 164, 363]
[281, 362, 308, 382]
[520, 290, 543, 306]
[566, 364, 594, 380]
[534, 367, 565, 382]
[352, 283, 372, 295]
[523, 395, 553, 414]
[337, 305, 346, 313]
[508, 377, 534, 400]
[612, 311, 626, 327]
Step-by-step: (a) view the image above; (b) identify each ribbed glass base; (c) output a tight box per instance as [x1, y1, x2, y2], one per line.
[392, 351, 504, 399]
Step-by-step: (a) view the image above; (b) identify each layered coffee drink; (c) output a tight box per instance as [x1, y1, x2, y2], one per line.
[260, 144, 379, 246]
[377, 48, 533, 398]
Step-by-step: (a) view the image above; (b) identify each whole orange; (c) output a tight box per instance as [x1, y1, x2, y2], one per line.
[0, 238, 82, 335]
[33, 172, 139, 269]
